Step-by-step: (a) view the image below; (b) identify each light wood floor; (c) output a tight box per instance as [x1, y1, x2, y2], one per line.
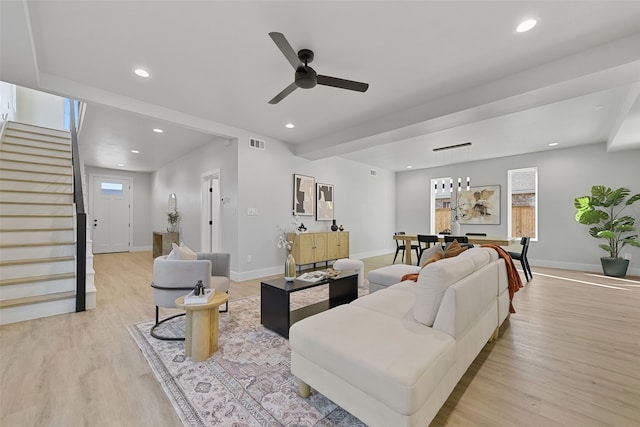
[1, 251, 639, 426]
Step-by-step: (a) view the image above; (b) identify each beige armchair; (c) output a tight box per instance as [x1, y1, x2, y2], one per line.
[150, 252, 231, 340]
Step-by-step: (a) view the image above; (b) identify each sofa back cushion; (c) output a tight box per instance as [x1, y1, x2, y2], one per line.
[414, 255, 475, 326]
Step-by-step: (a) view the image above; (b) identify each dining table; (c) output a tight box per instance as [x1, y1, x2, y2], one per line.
[393, 234, 519, 265]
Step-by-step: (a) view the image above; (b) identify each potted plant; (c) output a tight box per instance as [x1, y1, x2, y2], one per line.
[574, 186, 640, 277]
[167, 211, 180, 232]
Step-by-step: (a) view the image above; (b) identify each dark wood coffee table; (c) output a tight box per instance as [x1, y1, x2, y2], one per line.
[260, 271, 358, 338]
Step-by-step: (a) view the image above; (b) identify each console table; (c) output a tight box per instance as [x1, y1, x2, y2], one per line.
[152, 231, 179, 258]
[260, 271, 358, 338]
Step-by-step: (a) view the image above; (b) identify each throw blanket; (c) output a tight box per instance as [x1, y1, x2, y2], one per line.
[481, 244, 523, 313]
[401, 245, 523, 313]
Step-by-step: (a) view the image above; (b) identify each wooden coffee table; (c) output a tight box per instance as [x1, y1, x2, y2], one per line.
[260, 271, 358, 338]
[175, 292, 229, 362]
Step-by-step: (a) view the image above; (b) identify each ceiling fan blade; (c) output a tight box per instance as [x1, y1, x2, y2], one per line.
[269, 32, 302, 70]
[317, 75, 369, 92]
[268, 82, 298, 104]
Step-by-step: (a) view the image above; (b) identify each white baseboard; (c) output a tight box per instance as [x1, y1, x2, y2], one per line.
[530, 258, 639, 277]
[131, 245, 152, 252]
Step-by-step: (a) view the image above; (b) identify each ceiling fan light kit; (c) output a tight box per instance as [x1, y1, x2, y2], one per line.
[268, 32, 369, 104]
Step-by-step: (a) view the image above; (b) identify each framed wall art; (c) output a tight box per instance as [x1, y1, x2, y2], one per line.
[456, 185, 501, 225]
[316, 183, 334, 220]
[293, 174, 315, 216]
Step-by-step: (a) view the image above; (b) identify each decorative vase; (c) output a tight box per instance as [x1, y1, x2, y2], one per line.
[339, 224, 344, 231]
[167, 223, 177, 232]
[331, 220, 339, 232]
[452, 221, 460, 235]
[284, 251, 296, 281]
[600, 257, 629, 278]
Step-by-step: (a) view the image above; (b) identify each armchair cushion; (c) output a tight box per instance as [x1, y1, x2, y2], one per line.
[197, 252, 231, 293]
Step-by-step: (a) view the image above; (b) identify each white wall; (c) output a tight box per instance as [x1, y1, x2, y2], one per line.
[152, 132, 396, 281]
[85, 166, 153, 251]
[396, 143, 640, 275]
[0, 81, 17, 124]
[15, 86, 65, 130]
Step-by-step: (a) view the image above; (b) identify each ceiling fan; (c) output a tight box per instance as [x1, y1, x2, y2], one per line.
[268, 32, 369, 104]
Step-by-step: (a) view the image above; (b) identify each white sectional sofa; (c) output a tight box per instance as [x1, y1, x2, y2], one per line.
[289, 247, 510, 427]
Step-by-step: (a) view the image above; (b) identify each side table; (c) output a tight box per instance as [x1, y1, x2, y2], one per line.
[175, 292, 229, 362]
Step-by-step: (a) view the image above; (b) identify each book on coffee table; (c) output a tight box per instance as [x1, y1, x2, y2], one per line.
[296, 272, 327, 283]
[185, 288, 214, 304]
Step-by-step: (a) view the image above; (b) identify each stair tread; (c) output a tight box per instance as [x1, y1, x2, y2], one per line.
[0, 241, 75, 248]
[0, 256, 75, 266]
[0, 272, 75, 286]
[0, 167, 72, 177]
[0, 291, 76, 309]
[0, 227, 74, 232]
[0, 214, 73, 218]
[0, 177, 72, 185]
[0, 201, 73, 205]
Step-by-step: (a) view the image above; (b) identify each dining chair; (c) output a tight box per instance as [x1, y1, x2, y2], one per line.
[508, 237, 532, 282]
[417, 234, 439, 262]
[443, 235, 469, 250]
[465, 232, 487, 236]
[393, 232, 420, 264]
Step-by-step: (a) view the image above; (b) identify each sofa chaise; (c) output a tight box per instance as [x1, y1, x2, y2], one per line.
[289, 246, 512, 427]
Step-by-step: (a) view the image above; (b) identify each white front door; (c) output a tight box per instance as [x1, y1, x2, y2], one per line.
[91, 175, 131, 253]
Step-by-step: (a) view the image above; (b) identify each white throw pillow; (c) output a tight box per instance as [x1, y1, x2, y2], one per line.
[167, 242, 198, 260]
[418, 244, 444, 267]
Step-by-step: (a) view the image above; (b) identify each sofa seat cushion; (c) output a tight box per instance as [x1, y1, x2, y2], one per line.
[290, 304, 456, 415]
[351, 284, 415, 319]
[368, 264, 419, 287]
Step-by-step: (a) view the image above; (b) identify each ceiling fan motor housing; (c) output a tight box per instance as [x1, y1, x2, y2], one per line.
[295, 66, 317, 89]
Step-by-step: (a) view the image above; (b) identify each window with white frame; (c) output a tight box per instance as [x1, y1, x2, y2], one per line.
[508, 167, 538, 240]
[430, 177, 453, 234]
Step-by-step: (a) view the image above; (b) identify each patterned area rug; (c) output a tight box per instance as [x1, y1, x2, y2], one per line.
[128, 285, 369, 426]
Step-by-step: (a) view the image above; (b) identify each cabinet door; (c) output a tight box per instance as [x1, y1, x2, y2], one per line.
[293, 233, 315, 265]
[313, 233, 327, 262]
[337, 232, 349, 258]
[326, 233, 339, 260]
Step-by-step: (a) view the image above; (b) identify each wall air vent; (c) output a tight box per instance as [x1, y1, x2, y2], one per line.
[249, 138, 265, 150]
[370, 169, 377, 176]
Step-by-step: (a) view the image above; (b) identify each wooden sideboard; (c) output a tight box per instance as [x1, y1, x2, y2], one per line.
[153, 231, 179, 258]
[288, 231, 349, 266]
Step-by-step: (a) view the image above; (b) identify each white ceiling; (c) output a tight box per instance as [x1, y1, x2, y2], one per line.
[2, 1, 640, 172]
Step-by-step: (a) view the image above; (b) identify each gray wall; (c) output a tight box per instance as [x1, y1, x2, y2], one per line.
[396, 142, 640, 275]
[151, 132, 396, 281]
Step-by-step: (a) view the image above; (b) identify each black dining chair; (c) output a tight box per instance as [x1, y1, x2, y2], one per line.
[443, 235, 470, 250]
[508, 237, 532, 281]
[393, 232, 420, 264]
[417, 234, 439, 262]
[465, 232, 487, 236]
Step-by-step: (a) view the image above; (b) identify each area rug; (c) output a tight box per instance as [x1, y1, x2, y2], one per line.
[128, 284, 369, 427]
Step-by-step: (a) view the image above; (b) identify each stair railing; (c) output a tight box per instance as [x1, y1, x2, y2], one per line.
[69, 100, 87, 312]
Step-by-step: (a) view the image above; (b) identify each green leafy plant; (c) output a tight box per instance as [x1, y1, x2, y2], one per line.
[167, 211, 180, 225]
[574, 186, 640, 258]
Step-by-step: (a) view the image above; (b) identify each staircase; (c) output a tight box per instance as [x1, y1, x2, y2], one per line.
[0, 121, 95, 325]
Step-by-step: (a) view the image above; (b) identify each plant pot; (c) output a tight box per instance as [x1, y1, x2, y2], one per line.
[600, 257, 629, 278]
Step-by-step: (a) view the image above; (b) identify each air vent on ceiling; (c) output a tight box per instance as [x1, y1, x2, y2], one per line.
[370, 169, 377, 176]
[249, 138, 265, 150]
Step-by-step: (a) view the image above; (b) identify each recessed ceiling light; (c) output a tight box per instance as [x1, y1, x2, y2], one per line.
[516, 18, 537, 33]
[406, 165, 413, 169]
[153, 128, 164, 133]
[549, 142, 559, 147]
[117, 163, 125, 167]
[131, 149, 140, 154]
[134, 68, 150, 78]
[595, 105, 603, 110]
[285, 123, 295, 129]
